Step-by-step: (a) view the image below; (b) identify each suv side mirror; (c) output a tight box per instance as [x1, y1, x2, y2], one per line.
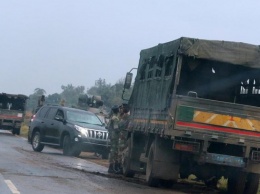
[124, 72, 133, 89]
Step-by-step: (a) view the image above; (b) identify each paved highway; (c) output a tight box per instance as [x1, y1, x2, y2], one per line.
[0, 130, 219, 194]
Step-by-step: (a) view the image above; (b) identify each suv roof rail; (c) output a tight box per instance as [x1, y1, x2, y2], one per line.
[44, 104, 60, 106]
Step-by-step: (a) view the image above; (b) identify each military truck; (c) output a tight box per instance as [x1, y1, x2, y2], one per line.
[77, 94, 108, 124]
[77, 94, 104, 110]
[0, 93, 28, 135]
[122, 37, 260, 194]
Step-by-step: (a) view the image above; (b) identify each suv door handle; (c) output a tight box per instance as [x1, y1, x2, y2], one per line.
[51, 123, 54, 125]
[41, 121, 44, 124]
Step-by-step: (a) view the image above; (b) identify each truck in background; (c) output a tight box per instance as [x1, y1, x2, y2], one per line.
[121, 37, 260, 194]
[0, 93, 28, 135]
[77, 94, 108, 125]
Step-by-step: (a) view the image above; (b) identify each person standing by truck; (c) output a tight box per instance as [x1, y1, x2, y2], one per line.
[107, 105, 120, 173]
[117, 103, 130, 174]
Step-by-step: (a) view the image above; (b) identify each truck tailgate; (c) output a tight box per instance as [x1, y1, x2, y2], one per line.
[0, 109, 24, 120]
[174, 96, 260, 140]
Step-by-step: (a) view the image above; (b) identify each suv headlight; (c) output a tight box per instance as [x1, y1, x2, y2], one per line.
[74, 125, 88, 137]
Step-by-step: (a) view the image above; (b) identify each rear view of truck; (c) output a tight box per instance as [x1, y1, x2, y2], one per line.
[122, 37, 260, 194]
[0, 93, 28, 135]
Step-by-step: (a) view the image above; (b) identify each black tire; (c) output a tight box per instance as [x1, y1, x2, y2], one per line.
[63, 135, 72, 156]
[63, 135, 81, 156]
[160, 180, 174, 188]
[101, 151, 109, 160]
[146, 143, 159, 187]
[179, 160, 190, 179]
[16, 128, 20, 135]
[12, 128, 20, 135]
[28, 133, 31, 143]
[73, 149, 81, 157]
[227, 172, 247, 194]
[122, 139, 135, 178]
[32, 131, 44, 152]
[244, 173, 260, 194]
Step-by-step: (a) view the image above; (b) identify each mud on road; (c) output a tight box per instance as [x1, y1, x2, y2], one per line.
[77, 152, 221, 194]
[20, 140, 221, 194]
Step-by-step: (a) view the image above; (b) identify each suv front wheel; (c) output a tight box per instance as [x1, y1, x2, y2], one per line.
[63, 135, 81, 157]
[32, 131, 45, 152]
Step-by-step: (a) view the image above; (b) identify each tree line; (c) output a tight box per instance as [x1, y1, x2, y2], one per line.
[26, 78, 133, 112]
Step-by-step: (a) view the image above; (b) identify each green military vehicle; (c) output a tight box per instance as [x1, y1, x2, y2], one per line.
[122, 37, 260, 194]
[0, 93, 28, 135]
[77, 94, 108, 124]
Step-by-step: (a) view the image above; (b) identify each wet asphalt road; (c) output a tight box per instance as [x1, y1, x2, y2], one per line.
[0, 130, 220, 194]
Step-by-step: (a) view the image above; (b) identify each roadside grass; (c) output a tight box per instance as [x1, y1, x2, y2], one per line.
[21, 112, 31, 138]
[20, 122, 29, 138]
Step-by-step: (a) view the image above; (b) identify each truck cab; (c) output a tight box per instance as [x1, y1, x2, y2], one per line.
[0, 93, 28, 135]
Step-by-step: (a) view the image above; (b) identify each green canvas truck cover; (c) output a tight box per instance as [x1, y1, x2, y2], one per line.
[130, 37, 260, 110]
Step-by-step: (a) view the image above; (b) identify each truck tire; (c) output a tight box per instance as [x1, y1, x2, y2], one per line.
[244, 173, 260, 194]
[227, 172, 246, 194]
[146, 143, 159, 187]
[12, 128, 20, 135]
[16, 128, 20, 135]
[122, 139, 135, 178]
[32, 131, 44, 152]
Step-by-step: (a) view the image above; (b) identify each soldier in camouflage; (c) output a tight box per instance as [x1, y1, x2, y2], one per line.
[117, 103, 130, 174]
[107, 105, 120, 173]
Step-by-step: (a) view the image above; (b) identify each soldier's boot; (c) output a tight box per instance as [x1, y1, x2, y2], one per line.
[108, 163, 115, 173]
[114, 161, 123, 174]
[116, 163, 123, 174]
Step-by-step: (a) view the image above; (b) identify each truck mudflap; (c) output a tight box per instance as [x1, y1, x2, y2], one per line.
[198, 153, 246, 168]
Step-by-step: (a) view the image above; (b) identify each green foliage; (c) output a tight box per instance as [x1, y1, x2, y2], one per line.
[87, 78, 133, 108]
[34, 88, 46, 95]
[60, 84, 86, 107]
[26, 77, 133, 111]
[26, 88, 46, 111]
[46, 93, 61, 105]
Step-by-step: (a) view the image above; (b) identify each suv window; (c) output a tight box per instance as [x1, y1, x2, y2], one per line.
[45, 107, 58, 119]
[38, 107, 49, 118]
[55, 109, 64, 120]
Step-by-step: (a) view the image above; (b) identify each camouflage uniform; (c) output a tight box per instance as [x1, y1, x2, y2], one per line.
[118, 113, 130, 164]
[108, 113, 120, 164]
[107, 105, 120, 173]
[116, 103, 130, 174]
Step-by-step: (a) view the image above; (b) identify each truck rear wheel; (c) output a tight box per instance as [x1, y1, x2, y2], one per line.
[244, 173, 260, 194]
[227, 172, 246, 194]
[12, 128, 20, 135]
[146, 143, 159, 187]
[122, 139, 135, 178]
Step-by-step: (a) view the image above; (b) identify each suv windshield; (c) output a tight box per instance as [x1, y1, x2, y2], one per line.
[66, 110, 102, 126]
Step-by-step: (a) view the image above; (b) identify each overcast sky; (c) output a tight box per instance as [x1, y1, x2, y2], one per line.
[1, 1, 259, 96]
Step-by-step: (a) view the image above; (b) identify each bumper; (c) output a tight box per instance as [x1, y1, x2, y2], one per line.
[197, 153, 246, 168]
[75, 136, 110, 152]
